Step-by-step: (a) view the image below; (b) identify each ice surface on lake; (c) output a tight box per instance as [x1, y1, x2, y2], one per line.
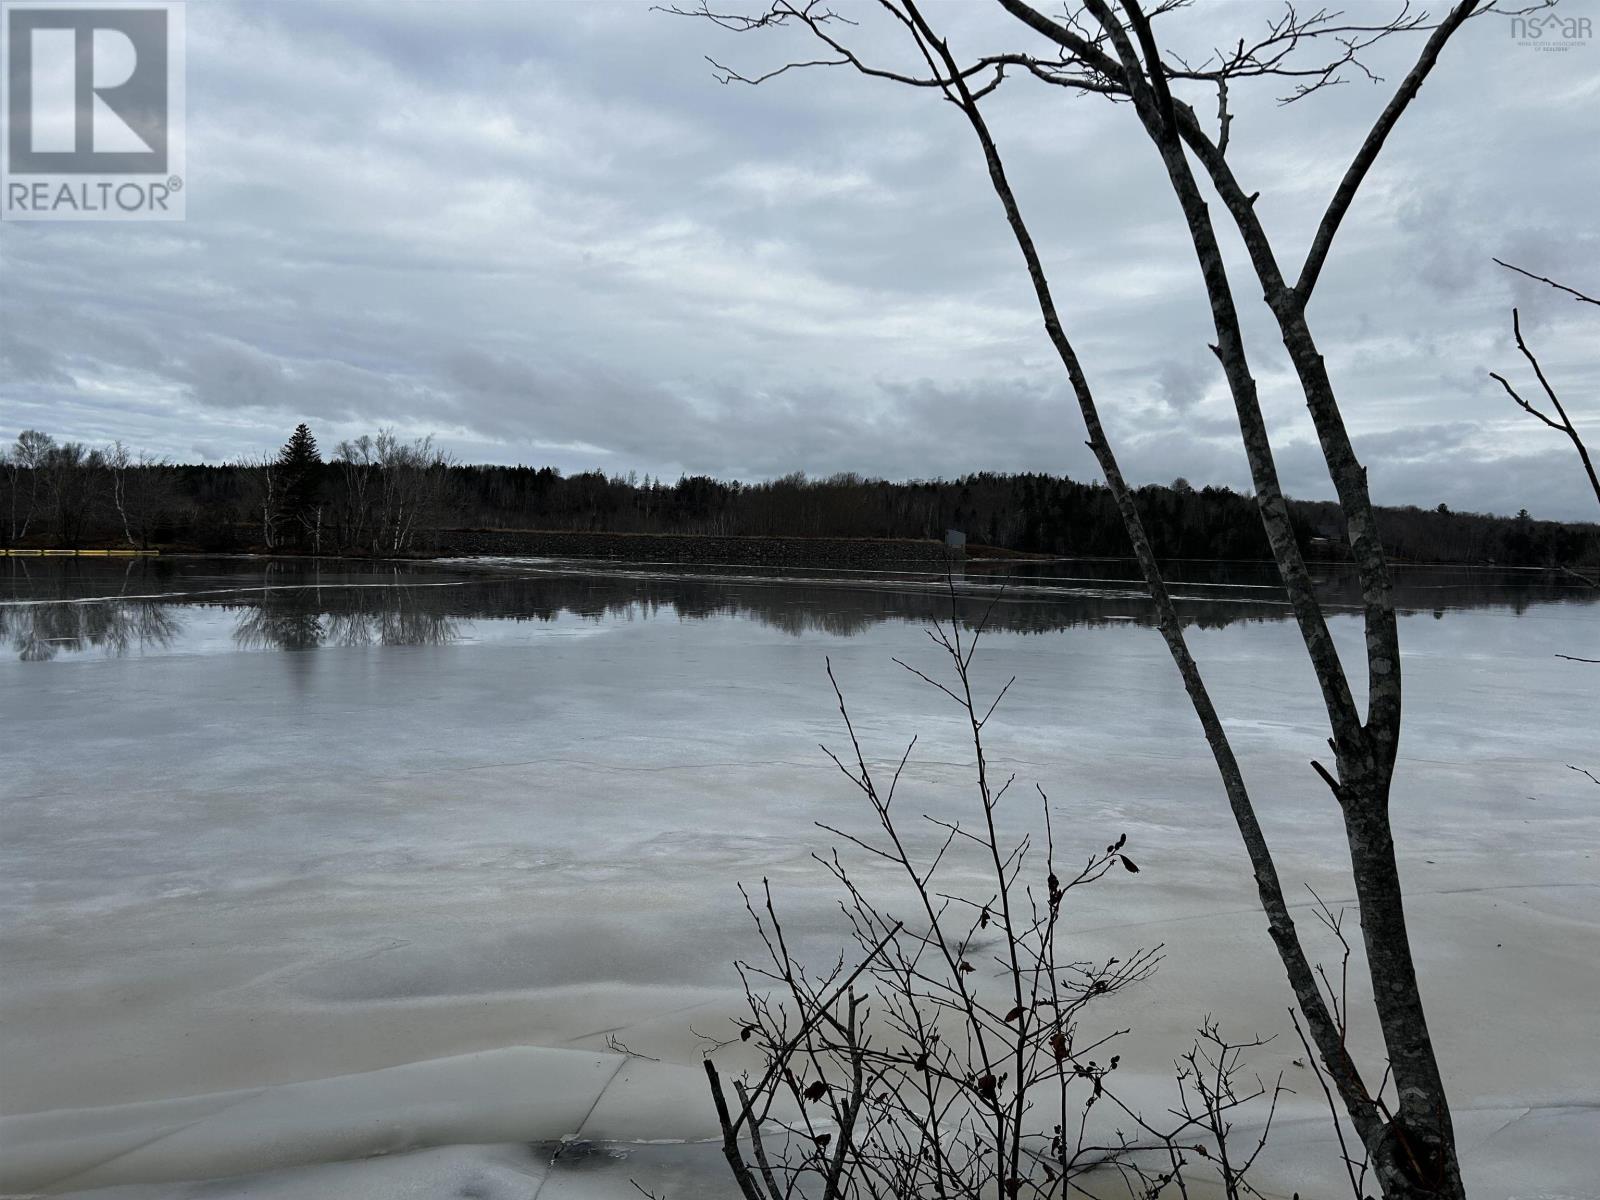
[1, 556, 1595, 1198]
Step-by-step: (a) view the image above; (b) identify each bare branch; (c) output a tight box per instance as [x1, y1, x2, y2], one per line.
[1489, 308, 1600, 510]
[1295, 1, 1481, 305]
[1494, 257, 1600, 307]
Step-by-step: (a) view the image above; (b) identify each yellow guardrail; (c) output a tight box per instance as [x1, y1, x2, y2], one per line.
[1, 548, 159, 556]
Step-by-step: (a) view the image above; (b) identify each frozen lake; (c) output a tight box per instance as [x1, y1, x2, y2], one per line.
[1, 554, 1596, 1199]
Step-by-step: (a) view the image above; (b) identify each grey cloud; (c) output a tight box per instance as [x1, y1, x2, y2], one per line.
[178, 338, 296, 411]
[0, 0, 1596, 519]
[0, 335, 72, 386]
[1155, 355, 1214, 412]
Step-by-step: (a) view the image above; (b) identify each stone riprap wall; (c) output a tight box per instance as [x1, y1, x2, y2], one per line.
[434, 529, 959, 568]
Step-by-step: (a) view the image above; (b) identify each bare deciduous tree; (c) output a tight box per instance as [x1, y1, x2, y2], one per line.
[4, 429, 54, 544]
[373, 430, 452, 555]
[335, 435, 379, 554]
[239, 453, 283, 551]
[105, 441, 175, 549]
[334, 430, 453, 555]
[702, 607, 1284, 1200]
[664, 3, 1542, 1195]
[43, 441, 105, 548]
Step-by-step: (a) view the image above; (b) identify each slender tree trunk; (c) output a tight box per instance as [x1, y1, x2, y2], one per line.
[911, 1, 1470, 1192]
[908, 7, 1387, 1145]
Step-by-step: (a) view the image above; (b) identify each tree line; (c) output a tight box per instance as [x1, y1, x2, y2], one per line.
[3, 424, 1595, 568]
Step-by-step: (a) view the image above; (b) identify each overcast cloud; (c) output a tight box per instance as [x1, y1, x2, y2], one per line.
[2, 0, 1597, 518]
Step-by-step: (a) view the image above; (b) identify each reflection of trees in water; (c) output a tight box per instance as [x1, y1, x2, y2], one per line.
[3, 552, 186, 659]
[230, 584, 461, 651]
[496, 577, 1178, 635]
[326, 607, 461, 648]
[4, 553, 155, 603]
[5, 557, 1595, 660]
[968, 557, 1600, 619]
[231, 607, 327, 652]
[0, 599, 181, 661]
[4, 558, 464, 659]
[456, 566, 1599, 636]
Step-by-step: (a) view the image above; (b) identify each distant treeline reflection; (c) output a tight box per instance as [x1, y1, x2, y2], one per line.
[3, 557, 1594, 660]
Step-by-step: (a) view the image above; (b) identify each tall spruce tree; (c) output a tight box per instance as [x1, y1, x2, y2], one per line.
[275, 423, 323, 551]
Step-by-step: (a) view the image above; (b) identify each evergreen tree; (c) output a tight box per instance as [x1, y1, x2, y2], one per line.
[275, 423, 323, 551]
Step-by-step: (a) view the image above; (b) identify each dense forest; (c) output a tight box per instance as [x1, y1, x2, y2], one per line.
[3, 425, 1596, 569]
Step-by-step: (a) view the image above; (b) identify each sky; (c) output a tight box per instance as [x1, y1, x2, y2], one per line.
[1, 0, 1597, 520]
